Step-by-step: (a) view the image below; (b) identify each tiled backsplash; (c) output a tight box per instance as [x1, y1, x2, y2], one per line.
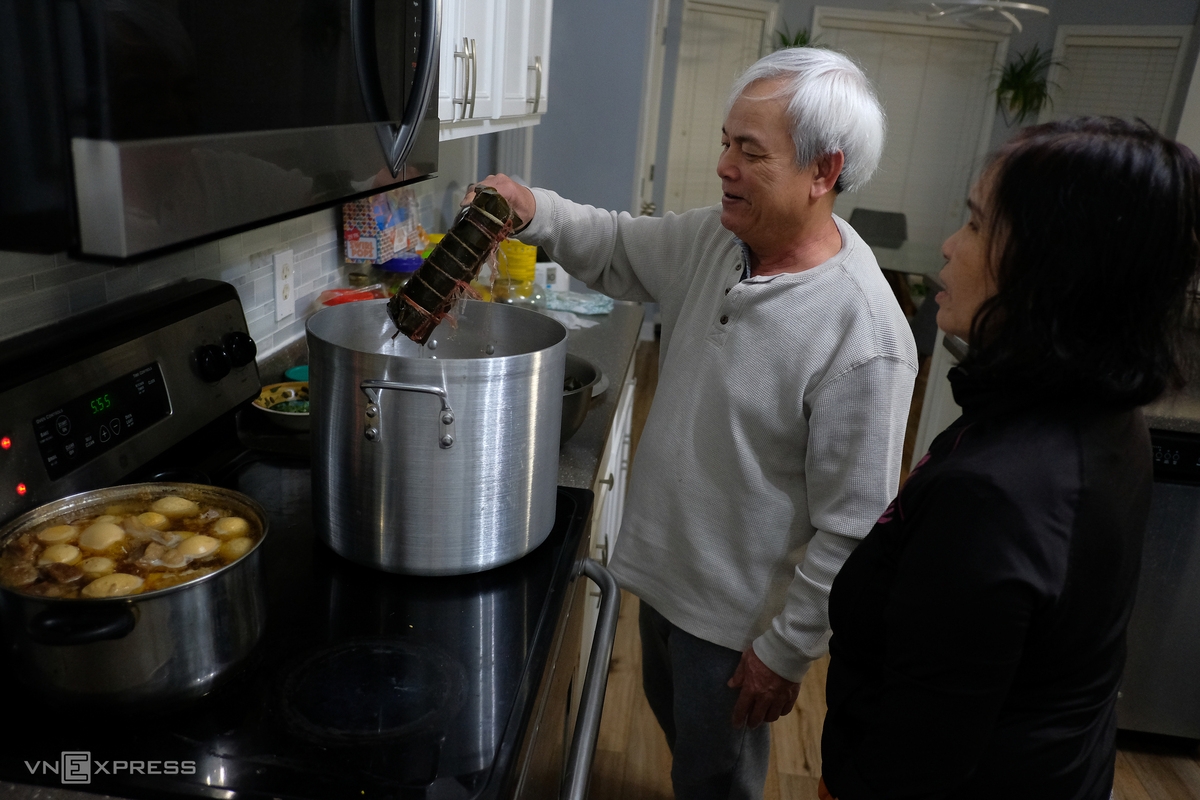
[0, 207, 343, 360]
[0, 138, 480, 361]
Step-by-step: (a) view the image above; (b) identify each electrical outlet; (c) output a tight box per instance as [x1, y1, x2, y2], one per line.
[274, 249, 295, 322]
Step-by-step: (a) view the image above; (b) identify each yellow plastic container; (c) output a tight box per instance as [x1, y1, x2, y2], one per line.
[497, 239, 537, 282]
[490, 239, 538, 305]
[420, 233, 445, 260]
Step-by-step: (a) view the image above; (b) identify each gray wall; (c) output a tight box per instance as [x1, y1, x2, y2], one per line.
[530, 0, 655, 213]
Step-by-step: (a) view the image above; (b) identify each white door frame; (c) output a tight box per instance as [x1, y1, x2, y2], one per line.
[632, 0, 671, 215]
[633, 0, 779, 216]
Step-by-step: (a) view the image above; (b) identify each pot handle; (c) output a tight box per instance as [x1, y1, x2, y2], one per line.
[28, 605, 136, 646]
[360, 379, 457, 449]
[561, 559, 620, 800]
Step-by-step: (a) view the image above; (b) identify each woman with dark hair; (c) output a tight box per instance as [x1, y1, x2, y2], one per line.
[817, 117, 1200, 800]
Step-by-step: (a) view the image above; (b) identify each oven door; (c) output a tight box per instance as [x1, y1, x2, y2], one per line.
[1, 0, 439, 259]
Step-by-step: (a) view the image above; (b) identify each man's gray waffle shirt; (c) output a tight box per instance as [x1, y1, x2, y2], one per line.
[519, 189, 918, 682]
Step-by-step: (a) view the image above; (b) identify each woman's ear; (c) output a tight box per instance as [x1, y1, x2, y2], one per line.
[811, 151, 845, 200]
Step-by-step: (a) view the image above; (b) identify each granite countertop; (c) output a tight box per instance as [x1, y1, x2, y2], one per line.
[1145, 381, 1200, 435]
[1141, 329, 1200, 435]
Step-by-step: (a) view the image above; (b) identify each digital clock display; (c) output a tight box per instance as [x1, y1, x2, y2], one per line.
[32, 363, 171, 480]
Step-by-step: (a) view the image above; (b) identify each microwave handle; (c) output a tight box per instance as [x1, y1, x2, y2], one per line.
[350, 0, 442, 177]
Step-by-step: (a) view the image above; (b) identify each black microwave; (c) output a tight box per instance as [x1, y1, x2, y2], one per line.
[0, 0, 439, 260]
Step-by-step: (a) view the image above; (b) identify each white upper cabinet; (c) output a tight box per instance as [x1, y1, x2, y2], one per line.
[437, 0, 498, 124]
[498, 0, 552, 117]
[439, 0, 552, 139]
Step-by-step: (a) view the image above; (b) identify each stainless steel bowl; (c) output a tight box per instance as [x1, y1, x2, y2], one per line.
[561, 354, 601, 444]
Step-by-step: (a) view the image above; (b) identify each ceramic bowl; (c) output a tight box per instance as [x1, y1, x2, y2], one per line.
[252, 381, 310, 431]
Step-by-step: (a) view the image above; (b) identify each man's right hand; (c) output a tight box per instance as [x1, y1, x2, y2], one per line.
[461, 174, 537, 232]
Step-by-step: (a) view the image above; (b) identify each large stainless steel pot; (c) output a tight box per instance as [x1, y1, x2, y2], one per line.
[307, 299, 567, 575]
[0, 482, 268, 706]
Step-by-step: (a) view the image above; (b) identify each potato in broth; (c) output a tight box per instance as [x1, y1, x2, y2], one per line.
[0, 494, 261, 599]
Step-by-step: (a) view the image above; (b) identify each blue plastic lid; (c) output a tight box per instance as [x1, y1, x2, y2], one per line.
[379, 252, 423, 273]
[283, 365, 309, 381]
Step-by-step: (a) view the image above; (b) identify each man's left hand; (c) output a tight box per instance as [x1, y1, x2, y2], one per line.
[727, 646, 800, 729]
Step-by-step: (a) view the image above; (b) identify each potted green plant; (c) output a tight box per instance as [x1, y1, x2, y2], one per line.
[995, 44, 1062, 125]
[773, 23, 820, 51]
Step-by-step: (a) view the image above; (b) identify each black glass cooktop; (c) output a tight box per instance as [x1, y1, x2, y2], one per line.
[0, 456, 592, 800]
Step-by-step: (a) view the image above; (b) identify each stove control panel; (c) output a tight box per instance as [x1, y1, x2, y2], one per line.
[1150, 429, 1200, 485]
[0, 279, 260, 524]
[33, 362, 172, 481]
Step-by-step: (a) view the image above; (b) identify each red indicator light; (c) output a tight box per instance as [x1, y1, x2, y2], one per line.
[15, 483, 27, 496]
[0, 437, 10, 450]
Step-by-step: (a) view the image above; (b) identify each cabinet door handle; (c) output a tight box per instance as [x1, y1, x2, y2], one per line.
[453, 37, 470, 120]
[468, 38, 479, 118]
[598, 473, 614, 489]
[528, 55, 543, 114]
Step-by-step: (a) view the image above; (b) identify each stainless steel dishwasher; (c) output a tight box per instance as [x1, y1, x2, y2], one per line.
[1116, 427, 1200, 738]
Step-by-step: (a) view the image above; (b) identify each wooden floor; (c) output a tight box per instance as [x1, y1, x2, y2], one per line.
[589, 339, 1200, 799]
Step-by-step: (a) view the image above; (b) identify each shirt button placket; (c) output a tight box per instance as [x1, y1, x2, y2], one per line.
[720, 257, 741, 328]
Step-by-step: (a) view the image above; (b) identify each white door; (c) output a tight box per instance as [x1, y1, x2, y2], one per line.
[813, 8, 1007, 248]
[527, 0, 554, 116]
[497, 0, 552, 118]
[661, 0, 779, 215]
[437, 0, 498, 122]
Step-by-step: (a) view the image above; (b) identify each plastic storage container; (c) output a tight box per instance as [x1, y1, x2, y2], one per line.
[492, 239, 545, 308]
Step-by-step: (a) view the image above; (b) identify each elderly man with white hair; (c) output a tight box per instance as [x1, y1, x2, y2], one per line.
[471, 47, 917, 799]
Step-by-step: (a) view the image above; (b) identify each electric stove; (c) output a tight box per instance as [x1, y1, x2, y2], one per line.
[0, 280, 613, 800]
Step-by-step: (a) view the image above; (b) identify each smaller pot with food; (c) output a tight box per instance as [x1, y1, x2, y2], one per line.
[0, 482, 268, 707]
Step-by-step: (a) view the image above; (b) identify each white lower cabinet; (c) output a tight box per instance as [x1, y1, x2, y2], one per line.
[576, 358, 637, 709]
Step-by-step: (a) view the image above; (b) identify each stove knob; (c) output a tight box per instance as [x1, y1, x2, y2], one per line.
[223, 331, 258, 368]
[195, 344, 231, 382]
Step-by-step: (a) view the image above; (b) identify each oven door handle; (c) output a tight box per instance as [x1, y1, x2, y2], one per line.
[561, 558, 621, 800]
